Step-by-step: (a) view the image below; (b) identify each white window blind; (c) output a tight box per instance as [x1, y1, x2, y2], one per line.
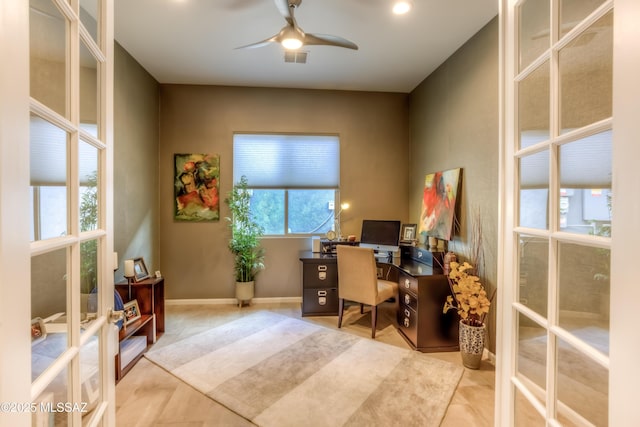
[233, 134, 339, 187]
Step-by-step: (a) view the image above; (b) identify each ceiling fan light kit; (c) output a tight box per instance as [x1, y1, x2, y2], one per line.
[280, 26, 304, 50]
[236, 0, 358, 52]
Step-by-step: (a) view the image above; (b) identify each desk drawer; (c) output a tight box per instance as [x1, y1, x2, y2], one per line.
[399, 272, 418, 296]
[302, 288, 338, 316]
[399, 289, 418, 312]
[397, 304, 417, 345]
[302, 263, 338, 289]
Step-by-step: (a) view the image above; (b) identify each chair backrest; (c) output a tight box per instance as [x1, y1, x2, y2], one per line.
[336, 245, 379, 306]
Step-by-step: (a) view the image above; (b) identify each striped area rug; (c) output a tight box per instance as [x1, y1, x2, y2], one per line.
[144, 311, 463, 427]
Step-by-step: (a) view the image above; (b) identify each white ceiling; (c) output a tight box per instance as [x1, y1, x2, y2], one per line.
[114, 0, 498, 93]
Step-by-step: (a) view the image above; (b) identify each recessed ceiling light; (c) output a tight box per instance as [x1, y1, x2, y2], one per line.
[392, 0, 413, 15]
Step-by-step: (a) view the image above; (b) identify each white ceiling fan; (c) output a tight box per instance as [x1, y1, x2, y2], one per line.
[236, 0, 358, 51]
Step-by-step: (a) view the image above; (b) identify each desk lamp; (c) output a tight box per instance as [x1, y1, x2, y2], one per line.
[124, 259, 135, 300]
[335, 202, 350, 241]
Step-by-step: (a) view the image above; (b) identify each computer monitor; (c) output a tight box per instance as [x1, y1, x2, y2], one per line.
[359, 220, 401, 255]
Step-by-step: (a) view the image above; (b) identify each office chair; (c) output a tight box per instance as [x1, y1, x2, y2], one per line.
[336, 245, 398, 338]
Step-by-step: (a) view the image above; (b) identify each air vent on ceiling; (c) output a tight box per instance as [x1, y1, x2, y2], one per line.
[284, 51, 308, 64]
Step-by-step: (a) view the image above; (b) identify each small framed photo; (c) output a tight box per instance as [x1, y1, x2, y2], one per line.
[31, 317, 47, 345]
[123, 299, 141, 325]
[400, 223, 417, 243]
[133, 257, 150, 282]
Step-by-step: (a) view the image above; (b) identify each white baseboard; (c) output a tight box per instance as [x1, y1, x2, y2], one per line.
[483, 348, 496, 365]
[166, 297, 302, 306]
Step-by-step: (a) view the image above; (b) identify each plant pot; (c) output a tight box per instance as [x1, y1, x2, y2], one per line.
[459, 320, 486, 369]
[235, 281, 254, 307]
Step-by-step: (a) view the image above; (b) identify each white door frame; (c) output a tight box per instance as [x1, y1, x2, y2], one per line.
[0, 1, 33, 423]
[608, 0, 640, 424]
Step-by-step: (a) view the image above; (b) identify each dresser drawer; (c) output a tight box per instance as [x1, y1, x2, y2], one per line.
[399, 288, 418, 312]
[397, 305, 417, 345]
[399, 272, 418, 296]
[302, 262, 338, 289]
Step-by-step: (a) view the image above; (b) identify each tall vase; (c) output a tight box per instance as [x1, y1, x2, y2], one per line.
[459, 320, 485, 369]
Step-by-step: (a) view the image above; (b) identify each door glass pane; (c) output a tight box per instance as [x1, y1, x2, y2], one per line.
[30, 115, 69, 240]
[80, 0, 99, 44]
[558, 242, 610, 355]
[519, 150, 549, 229]
[288, 190, 337, 234]
[517, 312, 547, 395]
[80, 41, 99, 136]
[81, 238, 98, 308]
[35, 187, 68, 240]
[30, 0, 67, 118]
[518, 235, 548, 316]
[33, 369, 70, 426]
[80, 332, 102, 424]
[556, 336, 609, 426]
[518, 0, 550, 71]
[514, 386, 545, 426]
[559, 131, 612, 235]
[80, 141, 99, 232]
[518, 62, 550, 149]
[250, 189, 285, 235]
[559, 11, 613, 134]
[32, 248, 69, 373]
[560, 0, 607, 37]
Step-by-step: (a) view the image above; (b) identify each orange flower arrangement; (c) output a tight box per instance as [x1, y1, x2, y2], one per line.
[442, 261, 490, 327]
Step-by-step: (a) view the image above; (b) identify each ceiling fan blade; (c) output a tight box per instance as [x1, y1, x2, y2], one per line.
[304, 33, 358, 50]
[274, 0, 301, 27]
[235, 35, 278, 50]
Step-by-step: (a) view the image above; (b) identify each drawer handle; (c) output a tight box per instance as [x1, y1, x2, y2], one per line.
[404, 294, 411, 305]
[404, 309, 410, 317]
[317, 290, 327, 296]
[404, 279, 410, 288]
[403, 318, 410, 328]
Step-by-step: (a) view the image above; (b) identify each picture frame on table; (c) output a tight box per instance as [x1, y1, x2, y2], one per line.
[400, 223, 417, 243]
[133, 257, 150, 282]
[123, 299, 141, 325]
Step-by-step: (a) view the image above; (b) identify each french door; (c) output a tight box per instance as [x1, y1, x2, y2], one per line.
[0, 0, 115, 425]
[498, 0, 640, 425]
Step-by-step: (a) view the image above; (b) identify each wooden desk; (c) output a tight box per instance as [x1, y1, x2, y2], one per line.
[299, 247, 459, 352]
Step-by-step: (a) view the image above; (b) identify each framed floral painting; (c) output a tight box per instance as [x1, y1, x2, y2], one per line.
[174, 153, 220, 221]
[418, 167, 461, 241]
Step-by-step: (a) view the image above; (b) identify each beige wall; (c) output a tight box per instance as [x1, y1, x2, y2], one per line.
[158, 85, 409, 299]
[408, 17, 499, 352]
[114, 43, 160, 283]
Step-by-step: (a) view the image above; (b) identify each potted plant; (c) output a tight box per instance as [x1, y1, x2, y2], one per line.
[225, 176, 265, 307]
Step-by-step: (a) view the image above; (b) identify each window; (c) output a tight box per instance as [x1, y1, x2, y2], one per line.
[233, 134, 340, 236]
